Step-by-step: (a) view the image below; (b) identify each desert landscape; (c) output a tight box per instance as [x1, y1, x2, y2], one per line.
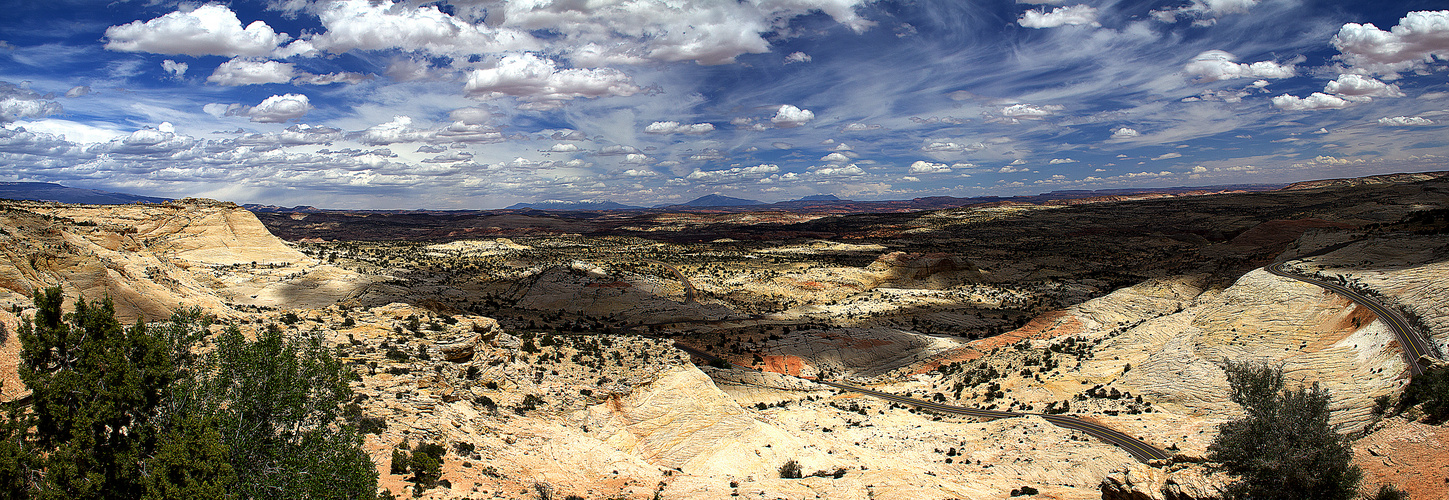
[0, 172, 1443, 499]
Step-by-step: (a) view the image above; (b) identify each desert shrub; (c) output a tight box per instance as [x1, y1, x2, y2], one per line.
[1368, 485, 1408, 500]
[779, 460, 802, 479]
[1397, 364, 1449, 423]
[1209, 362, 1360, 500]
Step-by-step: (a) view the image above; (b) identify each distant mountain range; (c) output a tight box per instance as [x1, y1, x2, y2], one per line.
[0, 182, 168, 204]
[505, 200, 645, 210]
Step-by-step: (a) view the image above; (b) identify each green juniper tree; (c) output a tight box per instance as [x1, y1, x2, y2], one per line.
[0, 288, 378, 499]
[1209, 361, 1361, 500]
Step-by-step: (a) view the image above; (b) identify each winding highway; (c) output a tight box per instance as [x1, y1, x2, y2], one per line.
[1265, 262, 1437, 376]
[671, 341, 1174, 463]
[663, 260, 1440, 464]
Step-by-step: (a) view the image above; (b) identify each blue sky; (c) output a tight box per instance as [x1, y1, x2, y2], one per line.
[1, 0, 1446, 209]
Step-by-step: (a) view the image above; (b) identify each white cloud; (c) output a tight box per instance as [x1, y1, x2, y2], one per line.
[771, 104, 815, 128]
[463, 53, 640, 107]
[644, 121, 715, 135]
[0, 83, 62, 123]
[812, 164, 866, 177]
[999, 165, 1029, 173]
[1377, 116, 1435, 126]
[502, 0, 874, 66]
[1001, 103, 1064, 118]
[596, 145, 642, 156]
[309, 0, 535, 56]
[908, 160, 951, 173]
[1332, 11, 1449, 77]
[686, 164, 780, 182]
[63, 86, 91, 98]
[104, 4, 288, 57]
[354, 116, 430, 145]
[292, 72, 371, 85]
[921, 141, 982, 152]
[1048, 158, 1077, 164]
[546, 143, 581, 152]
[1323, 74, 1403, 98]
[832, 143, 852, 151]
[785, 52, 812, 64]
[840, 122, 883, 132]
[246, 94, 312, 123]
[207, 59, 295, 86]
[821, 152, 852, 164]
[161, 59, 188, 78]
[1183, 50, 1295, 82]
[1152, 152, 1183, 160]
[1313, 128, 1329, 134]
[1018, 5, 1100, 29]
[1271, 92, 1351, 111]
[1111, 127, 1140, 139]
[1152, 0, 1262, 25]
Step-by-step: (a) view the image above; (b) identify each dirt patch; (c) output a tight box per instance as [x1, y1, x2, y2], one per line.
[906, 310, 1084, 375]
[1354, 419, 1449, 499]
[762, 355, 804, 377]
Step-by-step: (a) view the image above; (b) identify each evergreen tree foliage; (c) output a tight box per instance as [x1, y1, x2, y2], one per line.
[1209, 361, 1361, 500]
[1398, 364, 1449, 423]
[0, 288, 378, 499]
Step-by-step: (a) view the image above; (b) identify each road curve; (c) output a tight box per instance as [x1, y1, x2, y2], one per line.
[1266, 262, 1437, 376]
[672, 342, 1172, 463]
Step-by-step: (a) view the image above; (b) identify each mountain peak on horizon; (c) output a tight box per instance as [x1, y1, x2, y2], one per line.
[793, 194, 841, 202]
[678, 194, 765, 207]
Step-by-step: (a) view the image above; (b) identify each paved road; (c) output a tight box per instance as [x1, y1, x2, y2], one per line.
[672, 342, 1172, 463]
[645, 259, 697, 304]
[1266, 262, 1437, 376]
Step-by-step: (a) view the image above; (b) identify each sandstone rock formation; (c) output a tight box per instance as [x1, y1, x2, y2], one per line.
[0, 199, 372, 321]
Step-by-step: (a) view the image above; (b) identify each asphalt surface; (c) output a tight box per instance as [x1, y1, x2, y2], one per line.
[1266, 262, 1436, 376]
[672, 342, 1173, 463]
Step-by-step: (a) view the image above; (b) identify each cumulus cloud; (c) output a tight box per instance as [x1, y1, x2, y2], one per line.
[207, 59, 295, 86]
[840, 122, 883, 132]
[1152, 152, 1183, 160]
[246, 94, 312, 123]
[821, 152, 852, 164]
[353, 116, 431, 145]
[104, 4, 288, 57]
[596, 145, 642, 156]
[686, 164, 780, 183]
[504, 0, 874, 66]
[234, 124, 342, 147]
[1271, 92, 1351, 111]
[546, 143, 581, 152]
[1018, 5, 1100, 28]
[1323, 74, 1403, 98]
[999, 165, 1029, 173]
[771, 104, 815, 128]
[1001, 103, 1064, 118]
[1152, 0, 1262, 25]
[463, 53, 640, 107]
[309, 0, 535, 56]
[1048, 158, 1078, 164]
[812, 164, 865, 177]
[161, 59, 188, 78]
[1332, 11, 1449, 77]
[785, 52, 812, 64]
[644, 121, 715, 135]
[921, 141, 983, 153]
[908, 160, 951, 173]
[1183, 50, 1295, 82]
[64, 86, 91, 98]
[0, 82, 62, 123]
[292, 72, 372, 85]
[1377, 116, 1435, 126]
[1111, 127, 1140, 139]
